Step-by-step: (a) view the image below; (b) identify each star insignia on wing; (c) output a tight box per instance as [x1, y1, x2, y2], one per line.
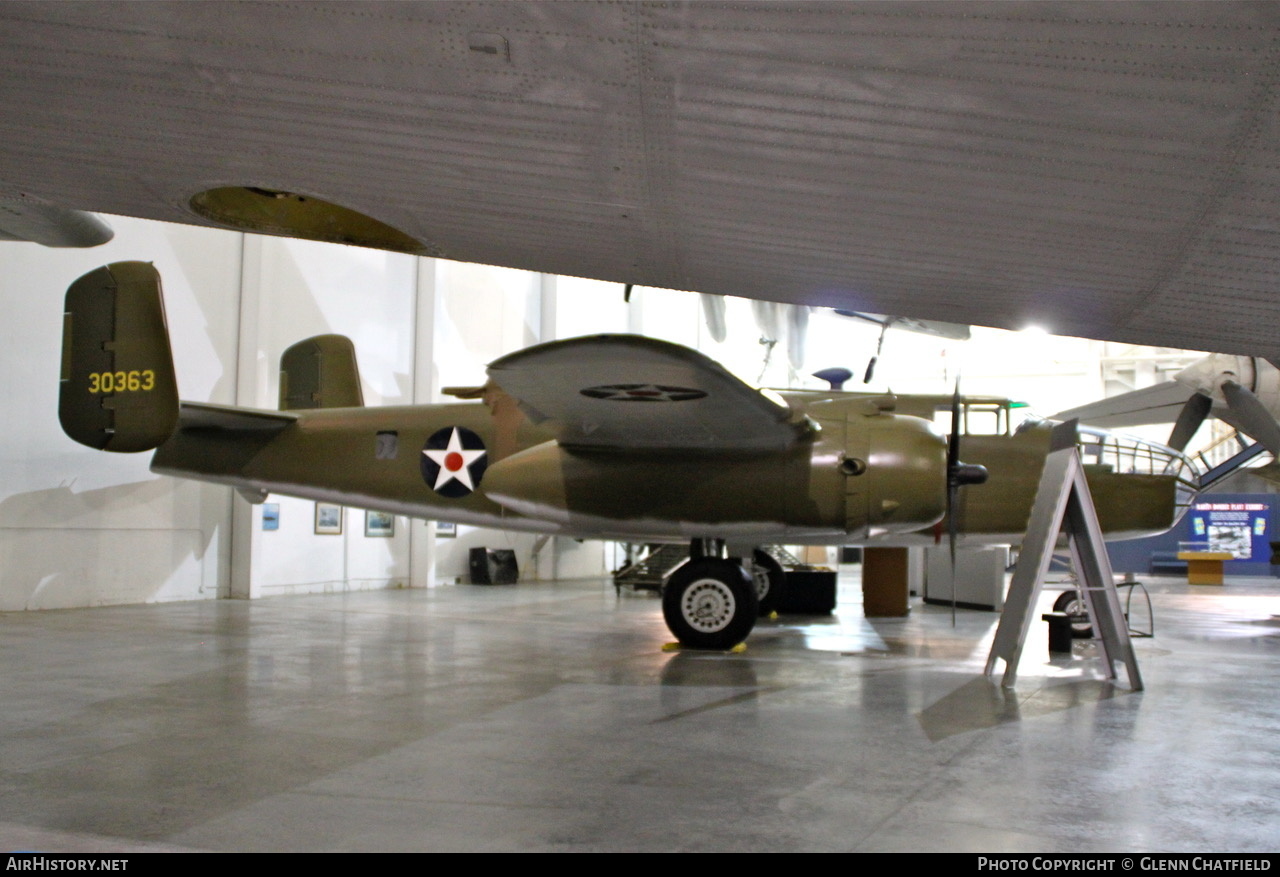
[579, 383, 707, 402]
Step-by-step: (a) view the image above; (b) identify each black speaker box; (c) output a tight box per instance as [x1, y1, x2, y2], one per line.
[469, 548, 519, 585]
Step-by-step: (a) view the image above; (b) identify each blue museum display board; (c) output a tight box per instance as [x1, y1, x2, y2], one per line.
[1186, 498, 1270, 565]
[1107, 493, 1277, 577]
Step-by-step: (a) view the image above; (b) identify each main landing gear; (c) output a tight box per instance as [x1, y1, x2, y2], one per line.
[662, 558, 758, 650]
[661, 540, 782, 650]
[750, 548, 786, 616]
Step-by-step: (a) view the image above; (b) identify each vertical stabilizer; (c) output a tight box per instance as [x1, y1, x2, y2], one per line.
[59, 262, 179, 452]
[279, 334, 364, 410]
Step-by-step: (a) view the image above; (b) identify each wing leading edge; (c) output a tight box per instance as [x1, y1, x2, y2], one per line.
[487, 335, 806, 452]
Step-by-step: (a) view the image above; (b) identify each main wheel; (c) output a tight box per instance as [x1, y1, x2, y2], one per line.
[662, 558, 759, 650]
[1053, 590, 1094, 638]
[750, 548, 787, 616]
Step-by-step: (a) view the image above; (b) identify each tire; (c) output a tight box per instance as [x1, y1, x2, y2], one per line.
[751, 548, 787, 616]
[662, 558, 759, 649]
[1053, 590, 1094, 638]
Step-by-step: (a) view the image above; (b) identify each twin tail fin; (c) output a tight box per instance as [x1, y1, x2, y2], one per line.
[59, 262, 179, 452]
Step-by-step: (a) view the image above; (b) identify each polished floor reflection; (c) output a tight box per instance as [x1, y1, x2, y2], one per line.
[2, 572, 1278, 852]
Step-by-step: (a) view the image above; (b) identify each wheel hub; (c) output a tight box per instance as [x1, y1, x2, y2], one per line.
[751, 563, 770, 599]
[682, 579, 736, 632]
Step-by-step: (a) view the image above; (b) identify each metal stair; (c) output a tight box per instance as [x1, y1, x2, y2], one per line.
[613, 543, 807, 593]
[613, 543, 690, 592]
[761, 544, 804, 569]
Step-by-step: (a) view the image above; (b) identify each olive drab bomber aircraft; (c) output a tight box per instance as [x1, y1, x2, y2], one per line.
[59, 263, 1202, 650]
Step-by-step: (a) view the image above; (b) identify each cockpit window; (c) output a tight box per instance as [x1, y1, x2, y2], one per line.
[933, 402, 1009, 437]
[965, 403, 1006, 436]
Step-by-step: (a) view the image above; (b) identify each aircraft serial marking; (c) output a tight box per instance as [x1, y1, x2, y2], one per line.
[87, 370, 155, 393]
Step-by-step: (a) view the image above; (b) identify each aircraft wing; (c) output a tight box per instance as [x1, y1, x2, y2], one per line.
[487, 335, 801, 451]
[1051, 382, 1192, 429]
[4, 3, 1280, 357]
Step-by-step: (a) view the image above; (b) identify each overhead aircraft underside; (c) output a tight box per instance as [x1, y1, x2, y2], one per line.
[2, 2, 1280, 356]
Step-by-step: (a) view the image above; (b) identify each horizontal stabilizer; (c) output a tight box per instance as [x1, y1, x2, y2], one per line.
[487, 334, 801, 451]
[1051, 381, 1192, 428]
[179, 402, 297, 434]
[59, 262, 179, 452]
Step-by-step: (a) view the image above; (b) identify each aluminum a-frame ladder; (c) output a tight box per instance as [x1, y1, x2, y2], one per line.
[985, 421, 1143, 690]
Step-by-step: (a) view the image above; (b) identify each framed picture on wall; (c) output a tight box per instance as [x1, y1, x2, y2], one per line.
[436, 520, 456, 538]
[262, 503, 279, 531]
[315, 502, 343, 535]
[365, 510, 395, 538]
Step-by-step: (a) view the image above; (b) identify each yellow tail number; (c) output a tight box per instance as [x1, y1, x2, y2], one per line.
[87, 370, 156, 394]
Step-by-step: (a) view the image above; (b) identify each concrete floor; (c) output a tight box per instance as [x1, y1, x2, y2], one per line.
[2, 571, 1279, 853]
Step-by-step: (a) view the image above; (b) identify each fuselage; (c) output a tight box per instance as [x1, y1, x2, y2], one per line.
[150, 391, 1195, 546]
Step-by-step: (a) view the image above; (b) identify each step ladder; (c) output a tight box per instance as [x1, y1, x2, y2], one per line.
[986, 421, 1143, 690]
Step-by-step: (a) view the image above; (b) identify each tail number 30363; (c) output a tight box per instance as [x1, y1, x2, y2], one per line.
[87, 370, 156, 393]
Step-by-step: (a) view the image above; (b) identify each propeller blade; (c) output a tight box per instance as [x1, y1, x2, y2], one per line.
[865, 322, 890, 384]
[948, 476, 958, 626]
[947, 381, 962, 626]
[787, 304, 809, 371]
[943, 380, 989, 626]
[1222, 380, 1280, 454]
[700, 294, 727, 343]
[1167, 392, 1212, 452]
[947, 382, 962, 475]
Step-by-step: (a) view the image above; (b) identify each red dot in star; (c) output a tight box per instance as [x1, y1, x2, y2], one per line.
[445, 452, 464, 471]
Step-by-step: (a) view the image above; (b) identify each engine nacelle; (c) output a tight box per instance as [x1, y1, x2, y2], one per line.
[480, 406, 947, 541]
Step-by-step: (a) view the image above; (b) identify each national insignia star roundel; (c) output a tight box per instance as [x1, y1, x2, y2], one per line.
[579, 384, 707, 402]
[421, 426, 488, 498]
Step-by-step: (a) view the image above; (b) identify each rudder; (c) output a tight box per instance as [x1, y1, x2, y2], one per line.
[59, 262, 179, 452]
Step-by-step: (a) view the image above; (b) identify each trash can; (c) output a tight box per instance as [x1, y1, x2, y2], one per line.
[1042, 612, 1073, 654]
